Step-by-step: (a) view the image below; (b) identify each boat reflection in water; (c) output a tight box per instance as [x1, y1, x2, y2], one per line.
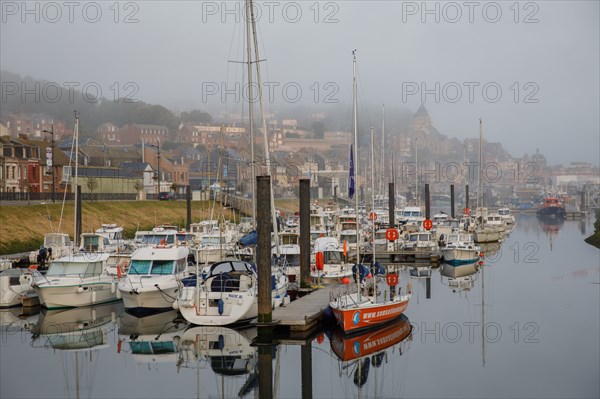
[29, 302, 123, 399]
[538, 214, 565, 251]
[117, 309, 188, 367]
[31, 301, 122, 349]
[330, 314, 412, 391]
[177, 326, 259, 397]
[440, 261, 481, 293]
[0, 306, 40, 338]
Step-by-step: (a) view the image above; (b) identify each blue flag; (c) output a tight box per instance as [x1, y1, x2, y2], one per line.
[349, 144, 355, 199]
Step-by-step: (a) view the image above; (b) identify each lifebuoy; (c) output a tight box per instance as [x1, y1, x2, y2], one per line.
[385, 228, 399, 241]
[386, 273, 399, 286]
[423, 219, 433, 230]
[369, 212, 377, 221]
[315, 252, 324, 271]
[159, 239, 167, 246]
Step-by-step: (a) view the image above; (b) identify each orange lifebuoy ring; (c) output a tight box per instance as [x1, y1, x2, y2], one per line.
[386, 273, 399, 286]
[315, 252, 324, 271]
[385, 228, 399, 241]
[423, 219, 433, 230]
[369, 212, 377, 221]
[159, 239, 167, 246]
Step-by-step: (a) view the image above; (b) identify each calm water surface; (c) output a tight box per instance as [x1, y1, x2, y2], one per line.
[1, 213, 599, 398]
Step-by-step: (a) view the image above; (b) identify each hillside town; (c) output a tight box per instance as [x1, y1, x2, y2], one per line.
[1, 105, 598, 205]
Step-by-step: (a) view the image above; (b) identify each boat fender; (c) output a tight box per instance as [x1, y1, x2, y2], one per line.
[172, 300, 180, 310]
[218, 298, 224, 315]
[77, 286, 84, 293]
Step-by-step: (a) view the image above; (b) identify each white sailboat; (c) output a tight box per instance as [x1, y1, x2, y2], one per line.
[473, 119, 501, 244]
[329, 51, 411, 334]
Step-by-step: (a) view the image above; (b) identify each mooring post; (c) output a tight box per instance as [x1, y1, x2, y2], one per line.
[450, 184, 455, 218]
[425, 183, 431, 220]
[258, 345, 273, 399]
[465, 184, 470, 212]
[580, 190, 586, 212]
[426, 275, 431, 299]
[299, 179, 311, 289]
[389, 182, 395, 228]
[75, 185, 82, 247]
[301, 343, 313, 399]
[257, 176, 272, 324]
[186, 185, 192, 230]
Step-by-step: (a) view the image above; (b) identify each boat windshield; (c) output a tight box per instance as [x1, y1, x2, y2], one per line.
[340, 235, 357, 244]
[324, 251, 342, 264]
[201, 236, 225, 245]
[45, 235, 70, 246]
[46, 261, 103, 276]
[141, 234, 175, 245]
[81, 235, 110, 251]
[128, 259, 175, 275]
[283, 254, 301, 266]
[130, 341, 175, 355]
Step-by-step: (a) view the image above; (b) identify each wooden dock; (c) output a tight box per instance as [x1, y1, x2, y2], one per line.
[272, 284, 340, 338]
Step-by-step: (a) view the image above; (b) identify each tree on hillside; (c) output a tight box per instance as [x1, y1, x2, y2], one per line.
[312, 121, 326, 139]
[180, 110, 213, 124]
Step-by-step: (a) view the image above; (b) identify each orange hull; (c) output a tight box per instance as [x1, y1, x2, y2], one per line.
[331, 315, 412, 362]
[331, 299, 409, 334]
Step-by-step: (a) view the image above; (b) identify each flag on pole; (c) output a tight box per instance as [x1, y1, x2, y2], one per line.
[349, 144, 355, 199]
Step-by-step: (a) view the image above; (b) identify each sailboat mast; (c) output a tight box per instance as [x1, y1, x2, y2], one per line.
[379, 105, 385, 198]
[249, 0, 280, 256]
[478, 118, 483, 211]
[352, 51, 360, 266]
[245, 0, 256, 227]
[73, 113, 79, 243]
[415, 137, 418, 206]
[371, 126, 376, 264]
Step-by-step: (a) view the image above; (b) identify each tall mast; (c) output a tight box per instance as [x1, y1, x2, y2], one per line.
[73, 112, 79, 241]
[352, 50, 360, 266]
[245, 0, 256, 227]
[371, 126, 376, 264]
[378, 105, 385, 199]
[478, 118, 483, 212]
[415, 137, 418, 206]
[249, 0, 279, 256]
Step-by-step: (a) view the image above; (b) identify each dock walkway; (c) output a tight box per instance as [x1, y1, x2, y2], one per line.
[273, 284, 342, 336]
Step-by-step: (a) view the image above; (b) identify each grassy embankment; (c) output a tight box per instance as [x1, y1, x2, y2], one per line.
[584, 209, 600, 249]
[0, 199, 300, 255]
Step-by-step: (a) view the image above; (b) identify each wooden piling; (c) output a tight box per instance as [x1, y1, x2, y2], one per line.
[301, 343, 313, 399]
[450, 184, 455, 218]
[465, 184, 470, 211]
[257, 176, 272, 324]
[299, 179, 311, 288]
[258, 346, 273, 398]
[186, 185, 192, 230]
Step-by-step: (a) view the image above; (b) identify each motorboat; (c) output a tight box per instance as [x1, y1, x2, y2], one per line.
[440, 233, 481, 265]
[118, 244, 190, 312]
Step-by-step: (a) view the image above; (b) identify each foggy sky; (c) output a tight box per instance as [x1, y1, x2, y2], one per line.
[1, 1, 598, 165]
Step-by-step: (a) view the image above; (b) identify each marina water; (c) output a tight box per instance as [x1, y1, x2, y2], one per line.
[1, 213, 598, 398]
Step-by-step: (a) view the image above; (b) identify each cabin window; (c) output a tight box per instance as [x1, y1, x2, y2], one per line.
[47, 261, 92, 276]
[324, 251, 342, 264]
[129, 260, 151, 275]
[176, 258, 187, 273]
[82, 236, 100, 251]
[150, 260, 174, 275]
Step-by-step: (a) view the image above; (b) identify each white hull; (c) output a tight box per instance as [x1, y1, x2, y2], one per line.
[119, 275, 183, 310]
[35, 280, 119, 309]
[178, 286, 258, 326]
[474, 229, 501, 243]
[441, 248, 480, 263]
[120, 285, 179, 310]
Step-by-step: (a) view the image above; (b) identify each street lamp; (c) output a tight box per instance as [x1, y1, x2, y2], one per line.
[42, 124, 55, 203]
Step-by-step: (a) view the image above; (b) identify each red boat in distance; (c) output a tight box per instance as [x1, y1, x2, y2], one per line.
[537, 196, 566, 218]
